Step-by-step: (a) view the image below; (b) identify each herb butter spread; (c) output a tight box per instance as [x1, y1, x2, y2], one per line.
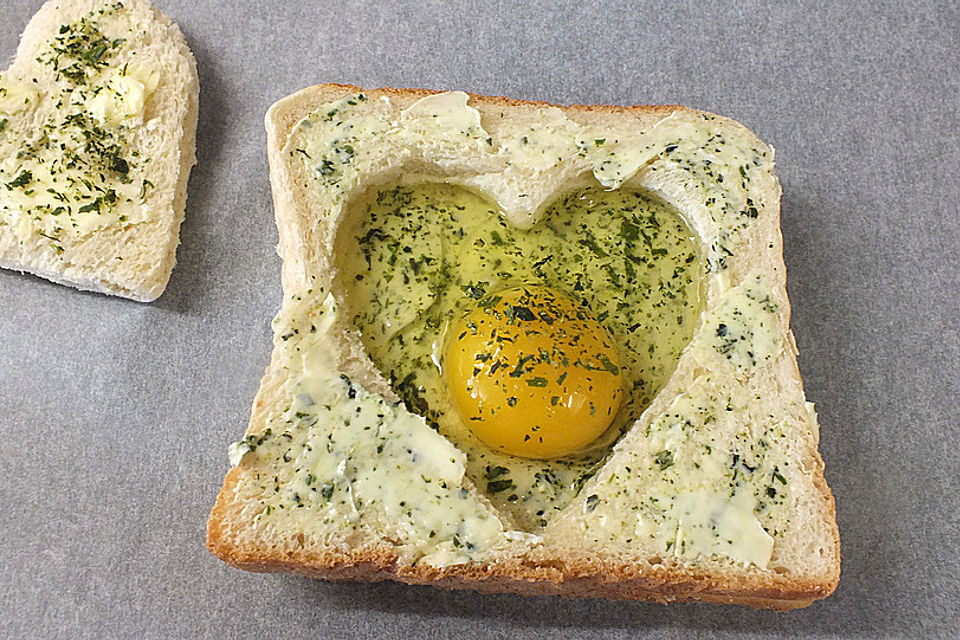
[691, 275, 784, 376]
[0, 3, 158, 252]
[230, 293, 533, 567]
[565, 374, 796, 569]
[233, 91, 794, 569]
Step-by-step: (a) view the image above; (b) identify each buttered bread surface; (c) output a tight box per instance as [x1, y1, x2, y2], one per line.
[0, 0, 197, 300]
[210, 86, 839, 608]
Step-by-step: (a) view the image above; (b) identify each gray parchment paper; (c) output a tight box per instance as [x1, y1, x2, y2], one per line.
[1, 1, 958, 638]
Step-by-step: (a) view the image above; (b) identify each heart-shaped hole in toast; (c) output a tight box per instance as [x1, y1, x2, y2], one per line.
[334, 178, 703, 530]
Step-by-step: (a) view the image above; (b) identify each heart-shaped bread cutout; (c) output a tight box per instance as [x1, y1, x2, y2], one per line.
[334, 179, 703, 530]
[0, 0, 197, 301]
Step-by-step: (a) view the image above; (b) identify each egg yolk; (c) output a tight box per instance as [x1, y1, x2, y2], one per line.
[445, 285, 623, 459]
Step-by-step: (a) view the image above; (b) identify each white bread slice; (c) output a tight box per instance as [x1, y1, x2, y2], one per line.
[207, 84, 840, 609]
[0, 0, 198, 301]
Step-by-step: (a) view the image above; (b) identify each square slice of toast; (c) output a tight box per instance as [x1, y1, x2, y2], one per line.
[208, 84, 840, 609]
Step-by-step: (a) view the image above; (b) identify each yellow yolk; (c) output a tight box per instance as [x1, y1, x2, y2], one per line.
[445, 285, 623, 459]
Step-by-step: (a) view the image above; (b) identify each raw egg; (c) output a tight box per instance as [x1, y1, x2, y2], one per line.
[445, 285, 623, 459]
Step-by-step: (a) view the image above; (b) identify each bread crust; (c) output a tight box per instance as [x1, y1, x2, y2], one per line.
[209, 83, 840, 609]
[209, 466, 832, 610]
